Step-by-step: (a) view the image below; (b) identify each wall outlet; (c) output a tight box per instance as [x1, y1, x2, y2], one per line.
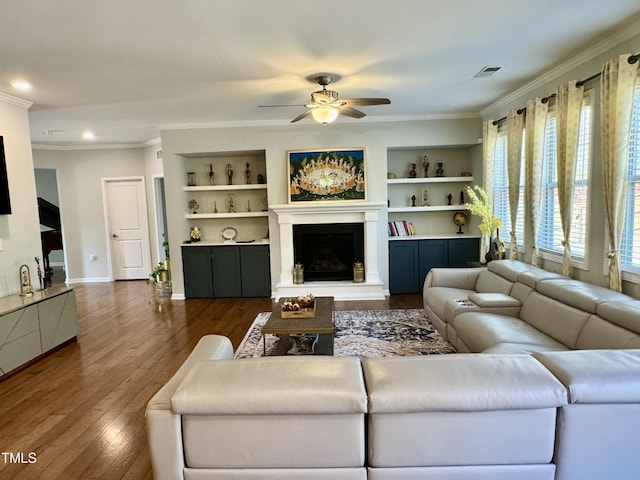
[89, 253, 97, 262]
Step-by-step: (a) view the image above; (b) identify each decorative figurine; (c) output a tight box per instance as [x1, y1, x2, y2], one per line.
[213, 200, 218, 213]
[436, 162, 444, 177]
[411, 194, 416, 207]
[209, 163, 215, 185]
[460, 190, 465, 205]
[422, 155, 429, 177]
[408, 163, 417, 178]
[226, 193, 236, 213]
[447, 193, 453, 205]
[422, 187, 430, 206]
[19, 264, 34, 297]
[190, 226, 202, 242]
[35, 256, 44, 290]
[257, 173, 265, 184]
[188, 199, 199, 214]
[227, 163, 234, 185]
[245, 162, 252, 184]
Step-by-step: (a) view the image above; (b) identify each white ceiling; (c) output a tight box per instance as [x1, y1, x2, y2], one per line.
[2, 0, 640, 146]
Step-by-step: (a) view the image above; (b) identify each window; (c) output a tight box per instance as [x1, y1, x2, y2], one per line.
[493, 132, 525, 249]
[621, 83, 640, 273]
[539, 101, 592, 262]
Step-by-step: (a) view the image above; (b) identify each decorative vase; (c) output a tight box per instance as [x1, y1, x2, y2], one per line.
[488, 228, 506, 261]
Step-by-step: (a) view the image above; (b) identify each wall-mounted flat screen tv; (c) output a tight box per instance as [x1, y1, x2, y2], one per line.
[0, 136, 12, 214]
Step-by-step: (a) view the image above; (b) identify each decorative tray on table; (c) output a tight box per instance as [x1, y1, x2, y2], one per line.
[281, 294, 316, 318]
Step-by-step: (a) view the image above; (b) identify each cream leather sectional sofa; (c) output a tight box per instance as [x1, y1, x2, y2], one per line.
[423, 259, 640, 353]
[146, 333, 640, 480]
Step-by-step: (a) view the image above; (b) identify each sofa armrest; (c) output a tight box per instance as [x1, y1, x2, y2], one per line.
[145, 335, 234, 480]
[424, 267, 485, 290]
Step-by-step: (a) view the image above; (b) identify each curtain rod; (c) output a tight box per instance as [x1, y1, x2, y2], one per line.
[492, 52, 640, 126]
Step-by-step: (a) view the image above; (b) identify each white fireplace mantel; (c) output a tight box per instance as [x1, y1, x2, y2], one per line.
[270, 202, 386, 300]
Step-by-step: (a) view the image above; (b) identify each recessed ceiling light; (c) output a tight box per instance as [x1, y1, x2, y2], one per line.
[83, 131, 95, 140]
[11, 80, 32, 91]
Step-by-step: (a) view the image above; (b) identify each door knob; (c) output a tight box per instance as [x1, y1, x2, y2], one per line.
[112, 234, 118, 239]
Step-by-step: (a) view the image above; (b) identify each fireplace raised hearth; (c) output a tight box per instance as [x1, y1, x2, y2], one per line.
[293, 223, 364, 281]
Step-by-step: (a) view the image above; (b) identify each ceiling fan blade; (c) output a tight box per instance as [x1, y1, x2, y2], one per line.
[258, 104, 304, 108]
[343, 98, 391, 106]
[291, 109, 313, 123]
[340, 106, 366, 119]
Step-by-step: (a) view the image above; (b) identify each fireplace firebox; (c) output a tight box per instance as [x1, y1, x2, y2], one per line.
[293, 223, 364, 281]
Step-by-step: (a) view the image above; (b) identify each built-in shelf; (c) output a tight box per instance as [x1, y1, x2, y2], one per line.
[185, 211, 269, 219]
[388, 205, 468, 213]
[387, 176, 474, 184]
[388, 233, 481, 241]
[184, 184, 267, 192]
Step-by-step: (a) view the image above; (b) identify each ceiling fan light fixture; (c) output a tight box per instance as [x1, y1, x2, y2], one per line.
[311, 105, 339, 125]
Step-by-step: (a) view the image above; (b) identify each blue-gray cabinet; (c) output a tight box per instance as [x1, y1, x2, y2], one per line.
[182, 244, 270, 298]
[389, 238, 479, 294]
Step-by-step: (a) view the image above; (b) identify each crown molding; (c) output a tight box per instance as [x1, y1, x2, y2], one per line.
[32, 142, 147, 151]
[481, 13, 640, 118]
[0, 92, 33, 109]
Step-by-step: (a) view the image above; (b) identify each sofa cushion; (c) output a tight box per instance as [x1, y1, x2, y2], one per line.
[517, 269, 565, 289]
[362, 354, 567, 412]
[487, 259, 542, 282]
[475, 270, 514, 294]
[596, 300, 640, 334]
[533, 350, 640, 404]
[453, 312, 569, 353]
[575, 315, 640, 350]
[363, 355, 566, 469]
[172, 356, 367, 415]
[519, 292, 590, 349]
[536, 278, 631, 313]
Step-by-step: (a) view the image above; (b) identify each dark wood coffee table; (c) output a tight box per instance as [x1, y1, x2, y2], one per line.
[261, 296, 335, 356]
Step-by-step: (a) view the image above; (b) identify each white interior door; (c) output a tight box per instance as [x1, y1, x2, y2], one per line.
[104, 177, 152, 280]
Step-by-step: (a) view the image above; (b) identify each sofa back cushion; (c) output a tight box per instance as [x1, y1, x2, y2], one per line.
[536, 278, 631, 314]
[520, 292, 591, 348]
[596, 301, 640, 335]
[576, 315, 640, 350]
[475, 270, 514, 295]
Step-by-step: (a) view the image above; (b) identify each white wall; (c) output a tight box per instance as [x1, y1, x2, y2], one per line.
[0, 94, 43, 296]
[160, 118, 483, 297]
[481, 25, 640, 298]
[32, 146, 148, 283]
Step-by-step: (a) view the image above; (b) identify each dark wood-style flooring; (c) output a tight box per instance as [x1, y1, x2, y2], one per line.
[0, 280, 422, 479]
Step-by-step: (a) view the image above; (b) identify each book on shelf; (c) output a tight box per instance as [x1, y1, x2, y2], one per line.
[388, 220, 415, 237]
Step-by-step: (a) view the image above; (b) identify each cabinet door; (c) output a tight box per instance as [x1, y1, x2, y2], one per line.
[389, 241, 420, 294]
[240, 245, 271, 297]
[211, 247, 242, 297]
[448, 238, 481, 267]
[418, 239, 449, 288]
[182, 247, 214, 298]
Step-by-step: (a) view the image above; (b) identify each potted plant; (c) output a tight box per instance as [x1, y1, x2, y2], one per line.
[149, 263, 169, 284]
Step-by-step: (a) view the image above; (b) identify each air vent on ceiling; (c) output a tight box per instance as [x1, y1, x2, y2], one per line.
[474, 66, 503, 78]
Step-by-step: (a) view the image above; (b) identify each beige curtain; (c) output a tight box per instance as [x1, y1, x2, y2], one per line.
[556, 81, 584, 277]
[482, 120, 498, 261]
[507, 109, 524, 259]
[601, 54, 639, 291]
[525, 97, 548, 267]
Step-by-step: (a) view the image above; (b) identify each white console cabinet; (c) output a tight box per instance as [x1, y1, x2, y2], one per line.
[0, 286, 78, 378]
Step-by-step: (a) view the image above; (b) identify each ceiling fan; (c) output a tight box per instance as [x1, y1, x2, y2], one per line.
[261, 74, 390, 125]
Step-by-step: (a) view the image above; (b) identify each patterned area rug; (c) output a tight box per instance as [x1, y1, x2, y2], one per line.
[234, 309, 456, 359]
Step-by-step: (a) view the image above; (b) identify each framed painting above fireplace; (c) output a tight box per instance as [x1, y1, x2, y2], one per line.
[287, 148, 366, 203]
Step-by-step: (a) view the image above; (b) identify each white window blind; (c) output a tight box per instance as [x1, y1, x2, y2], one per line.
[621, 83, 640, 270]
[539, 103, 591, 259]
[493, 133, 525, 248]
